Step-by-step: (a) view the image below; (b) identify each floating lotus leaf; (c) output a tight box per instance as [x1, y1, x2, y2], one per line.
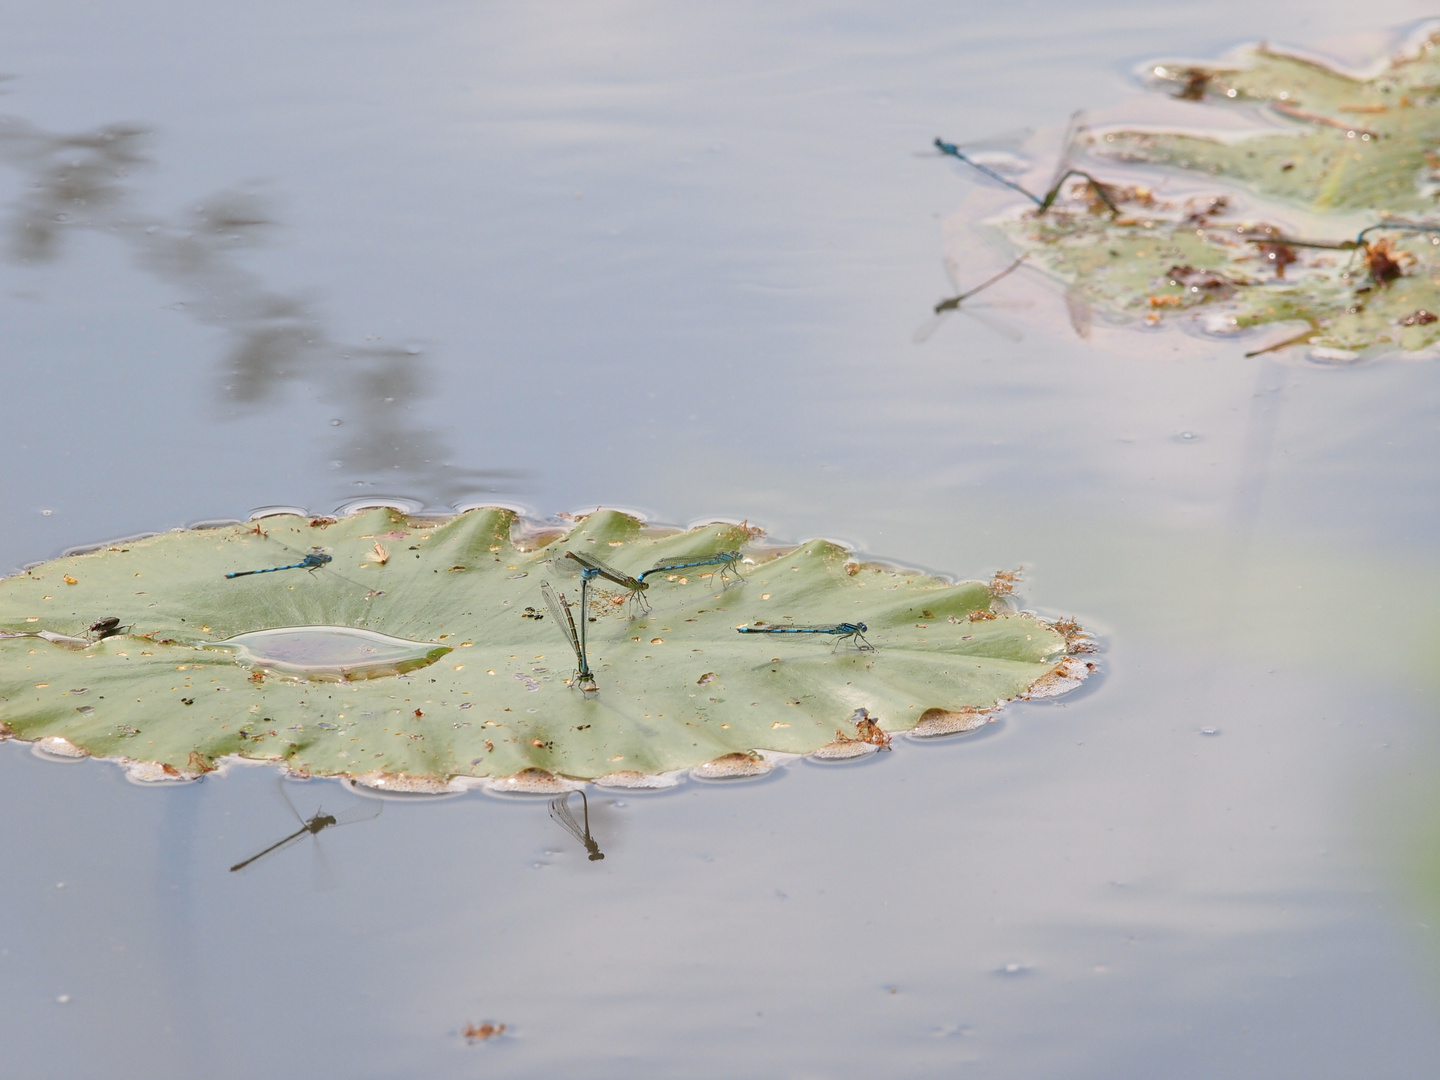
[0, 508, 1087, 786]
[973, 27, 1440, 358]
[1102, 34, 1440, 213]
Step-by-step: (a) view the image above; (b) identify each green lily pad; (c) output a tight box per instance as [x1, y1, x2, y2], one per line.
[1103, 36, 1440, 213]
[971, 27, 1440, 358]
[995, 202, 1440, 356]
[0, 508, 1088, 788]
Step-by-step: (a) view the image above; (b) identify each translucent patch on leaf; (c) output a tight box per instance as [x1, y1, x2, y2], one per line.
[33, 736, 87, 760]
[353, 771, 465, 795]
[810, 738, 880, 760]
[481, 768, 583, 795]
[1022, 656, 1095, 699]
[209, 626, 451, 681]
[691, 751, 772, 780]
[908, 706, 994, 738]
[593, 770, 684, 789]
[123, 759, 201, 784]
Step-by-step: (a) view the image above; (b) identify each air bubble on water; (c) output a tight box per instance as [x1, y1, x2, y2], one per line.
[41, 509, 53, 516]
[55, 994, 70, 1004]
[330, 418, 343, 426]
[405, 345, 421, 355]
[1181, 431, 1196, 440]
[1200, 727, 1221, 736]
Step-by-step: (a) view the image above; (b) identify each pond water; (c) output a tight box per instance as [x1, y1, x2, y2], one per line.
[2, 1, 1439, 1076]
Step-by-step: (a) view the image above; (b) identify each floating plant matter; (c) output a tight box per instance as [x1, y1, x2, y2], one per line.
[942, 24, 1440, 359]
[0, 507, 1091, 787]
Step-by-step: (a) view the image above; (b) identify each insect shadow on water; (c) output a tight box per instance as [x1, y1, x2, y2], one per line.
[932, 112, 1120, 215]
[913, 254, 1030, 343]
[549, 790, 605, 861]
[229, 781, 382, 884]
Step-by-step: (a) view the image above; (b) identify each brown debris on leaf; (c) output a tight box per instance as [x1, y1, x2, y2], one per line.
[1023, 656, 1096, 699]
[462, 1022, 507, 1043]
[1364, 238, 1412, 286]
[691, 751, 770, 779]
[1401, 308, 1438, 326]
[1049, 617, 1097, 654]
[968, 608, 998, 622]
[1173, 68, 1211, 101]
[1168, 265, 1237, 299]
[1256, 242, 1298, 279]
[815, 707, 893, 759]
[854, 711, 891, 750]
[989, 568, 1021, 598]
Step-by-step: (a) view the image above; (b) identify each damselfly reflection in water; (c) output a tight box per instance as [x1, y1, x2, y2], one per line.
[229, 781, 381, 878]
[737, 621, 875, 651]
[914, 255, 1030, 344]
[638, 550, 745, 587]
[549, 790, 604, 861]
[540, 580, 596, 691]
[933, 111, 1119, 215]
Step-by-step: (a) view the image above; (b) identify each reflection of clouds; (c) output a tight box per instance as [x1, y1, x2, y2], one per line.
[0, 114, 518, 504]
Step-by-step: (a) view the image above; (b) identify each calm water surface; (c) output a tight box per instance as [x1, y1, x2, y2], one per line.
[2, 2, 1438, 1076]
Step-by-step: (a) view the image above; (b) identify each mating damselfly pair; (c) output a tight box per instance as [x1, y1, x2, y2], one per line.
[541, 548, 746, 690]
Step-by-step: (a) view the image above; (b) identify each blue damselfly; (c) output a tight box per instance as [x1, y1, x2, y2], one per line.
[737, 621, 874, 651]
[226, 548, 332, 578]
[933, 112, 1117, 215]
[637, 550, 745, 586]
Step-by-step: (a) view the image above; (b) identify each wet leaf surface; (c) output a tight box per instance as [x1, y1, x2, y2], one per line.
[983, 29, 1440, 357]
[0, 508, 1080, 784]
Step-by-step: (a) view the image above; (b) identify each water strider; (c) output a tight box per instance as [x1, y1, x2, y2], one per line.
[637, 550, 745, 586]
[737, 621, 874, 651]
[541, 580, 596, 690]
[549, 790, 605, 861]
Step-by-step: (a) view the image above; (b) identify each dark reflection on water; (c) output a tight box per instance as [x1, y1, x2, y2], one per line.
[549, 790, 605, 861]
[228, 780, 381, 880]
[0, 112, 519, 505]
